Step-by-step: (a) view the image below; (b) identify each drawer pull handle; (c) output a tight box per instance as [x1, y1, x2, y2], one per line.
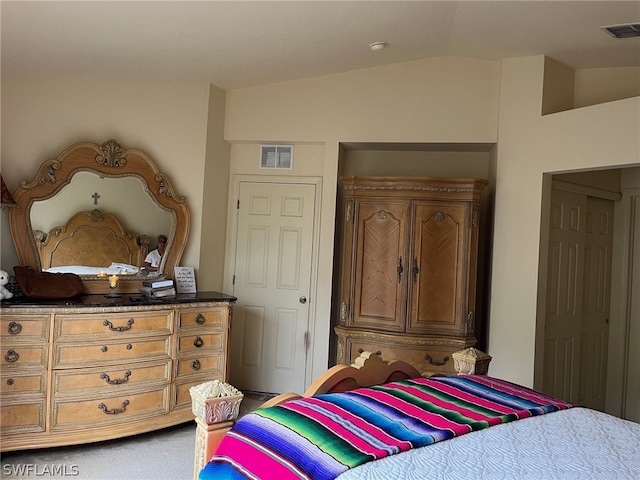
[103, 318, 135, 332]
[191, 359, 201, 370]
[7, 378, 14, 386]
[98, 400, 130, 415]
[412, 258, 419, 284]
[100, 370, 132, 385]
[4, 350, 19, 363]
[425, 354, 450, 366]
[193, 336, 204, 348]
[397, 257, 403, 283]
[357, 348, 382, 357]
[101, 346, 108, 353]
[8, 322, 22, 335]
[126, 344, 133, 350]
[195, 313, 206, 325]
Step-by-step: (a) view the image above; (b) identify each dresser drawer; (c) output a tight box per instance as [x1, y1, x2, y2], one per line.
[177, 332, 224, 354]
[175, 354, 223, 378]
[51, 385, 170, 429]
[1, 315, 49, 342]
[1, 345, 47, 368]
[53, 360, 172, 394]
[174, 377, 224, 409]
[1, 372, 46, 395]
[55, 311, 173, 340]
[54, 337, 170, 367]
[178, 308, 226, 329]
[0, 398, 45, 433]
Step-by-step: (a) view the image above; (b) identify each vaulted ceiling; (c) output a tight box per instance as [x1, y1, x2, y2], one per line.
[2, 1, 639, 90]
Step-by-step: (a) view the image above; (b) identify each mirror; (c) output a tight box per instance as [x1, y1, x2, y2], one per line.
[31, 172, 172, 240]
[8, 139, 190, 294]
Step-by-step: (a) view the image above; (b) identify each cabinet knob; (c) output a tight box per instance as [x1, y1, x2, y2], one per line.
[193, 336, 204, 348]
[195, 313, 206, 325]
[191, 359, 201, 370]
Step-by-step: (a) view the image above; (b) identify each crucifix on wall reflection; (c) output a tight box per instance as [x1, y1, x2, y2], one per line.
[92, 192, 100, 205]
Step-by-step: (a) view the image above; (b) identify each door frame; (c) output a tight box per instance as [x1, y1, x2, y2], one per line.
[223, 174, 323, 390]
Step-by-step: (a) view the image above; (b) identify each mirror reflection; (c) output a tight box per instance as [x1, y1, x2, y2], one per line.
[30, 171, 173, 276]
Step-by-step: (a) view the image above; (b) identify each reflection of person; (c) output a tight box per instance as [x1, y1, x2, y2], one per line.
[144, 234, 167, 272]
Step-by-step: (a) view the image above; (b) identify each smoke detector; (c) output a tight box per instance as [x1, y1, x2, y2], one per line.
[600, 22, 640, 38]
[369, 41, 388, 51]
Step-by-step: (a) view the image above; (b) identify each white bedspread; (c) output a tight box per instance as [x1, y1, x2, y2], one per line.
[46, 262, 140, 275]
[338, 407, 640, 480]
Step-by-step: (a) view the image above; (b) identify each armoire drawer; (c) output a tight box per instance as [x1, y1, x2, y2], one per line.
[175, 354, 223, 378]
[1, 315, 50, 342]
[54, 337, 170, 367]
[177, 308, 226, 330]
[54, 311, 173, 340]
[345, 340, 458, 375]
[51, 384, 170, 429]
[53, 360, 172, 394]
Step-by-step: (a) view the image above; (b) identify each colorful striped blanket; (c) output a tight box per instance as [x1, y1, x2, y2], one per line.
[199, 375, 575, 480]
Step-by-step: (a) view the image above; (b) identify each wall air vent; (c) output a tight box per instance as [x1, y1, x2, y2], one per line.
[260, 145, 293, 170]
[600, 22, 640, 38]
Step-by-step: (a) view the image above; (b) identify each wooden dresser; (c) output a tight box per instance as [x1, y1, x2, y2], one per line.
[0, 291, 236, 451]
[335, 176, 487, 376]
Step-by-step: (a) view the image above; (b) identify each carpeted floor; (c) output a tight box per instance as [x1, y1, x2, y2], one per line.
[1, 393, 269, 480]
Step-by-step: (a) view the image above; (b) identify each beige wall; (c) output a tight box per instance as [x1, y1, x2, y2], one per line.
[493, 56, 639, 387]
[224, 57, 502, 381]
[224, 55, 639, 386]
[2, 55, 637, 390]
[1, 76, 210, 279]
[199, 84, 231, 291]
[575, 66, 640, 108]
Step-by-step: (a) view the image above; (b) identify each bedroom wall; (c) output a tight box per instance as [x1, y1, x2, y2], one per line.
[224, 55, 639, 387]
[224, 56, 502, 381]
[493, 56, 639, 387]
[0, 76, 211, 278]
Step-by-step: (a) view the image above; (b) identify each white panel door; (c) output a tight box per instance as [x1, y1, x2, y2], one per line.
[543, 189, 586, 402]
[230, 181, 316, 394]
[579, 196, 613, 411]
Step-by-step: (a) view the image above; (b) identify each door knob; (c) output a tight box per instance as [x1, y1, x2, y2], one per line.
[299, 296, 307, 304]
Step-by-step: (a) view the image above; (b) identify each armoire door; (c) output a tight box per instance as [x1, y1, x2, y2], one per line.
[407, 202, 469, 335]
[349, 200, 408, 331]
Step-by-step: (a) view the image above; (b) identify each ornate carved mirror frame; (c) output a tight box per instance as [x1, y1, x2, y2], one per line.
[8, 139, 190, 293]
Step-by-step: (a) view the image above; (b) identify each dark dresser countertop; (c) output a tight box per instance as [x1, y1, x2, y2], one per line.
[0, 291, 237, 309]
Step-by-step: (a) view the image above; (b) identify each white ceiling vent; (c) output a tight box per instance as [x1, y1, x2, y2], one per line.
[600, 22, 640, 39]
[260, 145, 293, 170]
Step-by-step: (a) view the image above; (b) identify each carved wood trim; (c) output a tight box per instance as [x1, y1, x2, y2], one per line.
[8, 139, 190, 286]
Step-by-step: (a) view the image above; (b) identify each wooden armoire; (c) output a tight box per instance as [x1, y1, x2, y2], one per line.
[335, 176, 488, 375]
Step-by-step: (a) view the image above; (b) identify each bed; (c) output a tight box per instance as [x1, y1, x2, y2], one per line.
[198, 352, 640, 480]
[34, 208, 150, 276]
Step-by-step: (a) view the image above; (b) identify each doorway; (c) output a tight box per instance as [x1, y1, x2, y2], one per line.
[537, 168, 639, 420]
[227, 177, 321, 394]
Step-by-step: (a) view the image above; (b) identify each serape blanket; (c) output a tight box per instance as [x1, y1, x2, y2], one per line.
[199, 375, 575, 480]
